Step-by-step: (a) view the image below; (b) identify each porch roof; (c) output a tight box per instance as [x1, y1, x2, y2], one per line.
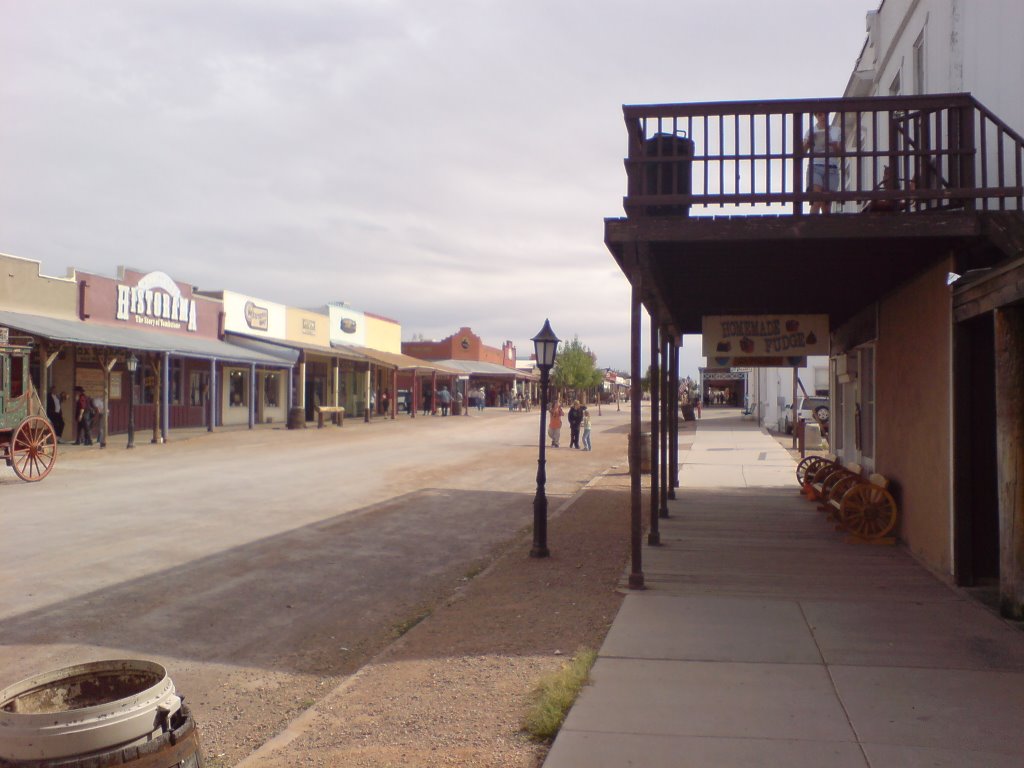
[0, 309, 293, 367]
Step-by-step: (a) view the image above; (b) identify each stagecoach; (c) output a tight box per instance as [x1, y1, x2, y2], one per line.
[0, 329, 57, 481]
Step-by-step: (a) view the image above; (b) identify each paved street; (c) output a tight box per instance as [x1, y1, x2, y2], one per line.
[0, 404, 632, 761]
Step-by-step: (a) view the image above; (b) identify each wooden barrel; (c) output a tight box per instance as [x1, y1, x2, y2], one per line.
[286, 406, 306, 430]
[627, 432, 651, 474]
[0, 660, 203, 768]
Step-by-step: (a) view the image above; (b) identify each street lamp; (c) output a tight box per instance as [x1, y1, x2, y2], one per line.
[530, 319, 559, 558]
[126, 353, 138, 449]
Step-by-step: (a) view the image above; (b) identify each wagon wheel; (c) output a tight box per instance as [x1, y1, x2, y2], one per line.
[819, 469, 850, 500]
[826, 475, 861, 516]
[10, 416, 58, 482]
[839, 483, 898, 539]
[809, 461, 836, 485]
[796, 456, 828, 486]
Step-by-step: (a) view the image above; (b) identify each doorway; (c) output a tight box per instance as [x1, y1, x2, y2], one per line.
[953, 314, 999, 591]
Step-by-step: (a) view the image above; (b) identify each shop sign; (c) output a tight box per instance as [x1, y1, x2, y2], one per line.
[116, 271, 198, 332]
[0, 327, 8, 344]
[244, 301, 269, 331]
[328, 303, 366, 346]
[302, 318, 317, 336]
[702, 314, 828, 360]
[710, 356, 807, 369]
[222, 291, 286, 339]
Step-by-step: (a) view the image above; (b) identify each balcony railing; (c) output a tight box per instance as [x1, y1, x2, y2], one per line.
[622, 94, 1024, 217]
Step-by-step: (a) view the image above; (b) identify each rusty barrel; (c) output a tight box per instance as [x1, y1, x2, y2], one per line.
[0, 660, 203, 767]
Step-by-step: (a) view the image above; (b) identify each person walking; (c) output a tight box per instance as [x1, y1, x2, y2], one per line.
[581, 407, 592, 451]
[567, 400, 584, 449]
[73, 387, 93, 446]
[439, 386, 451, 416]
[548, 400, 563, 448]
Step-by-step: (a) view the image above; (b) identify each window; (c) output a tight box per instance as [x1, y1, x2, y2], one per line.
[859, 347, 875, 460]
[170, 359, 183, 405]
[228, 369, 247, 407]
[913, 31, 926, 94]
[10, 354, 24, 398]
[263, 372, 280, 408]
[189, 371, 206, 407]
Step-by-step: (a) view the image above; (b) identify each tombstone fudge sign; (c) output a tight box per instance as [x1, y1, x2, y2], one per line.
[702, 315, 828, 367]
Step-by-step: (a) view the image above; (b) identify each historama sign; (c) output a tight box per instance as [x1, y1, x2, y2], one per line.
[702, 314, 828, 367]
[80, 267, 220, 339]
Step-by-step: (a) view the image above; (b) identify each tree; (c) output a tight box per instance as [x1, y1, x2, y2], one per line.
[551, 336, 603, 400]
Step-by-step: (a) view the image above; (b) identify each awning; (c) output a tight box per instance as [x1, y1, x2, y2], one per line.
[226, 333, 366, 365]
[430, 359, 539, 380]
[331, 343, 462, 374]
[0, 309, 294, 367]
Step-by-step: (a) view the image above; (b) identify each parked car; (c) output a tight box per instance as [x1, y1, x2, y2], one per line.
[783, 396, 830, 434]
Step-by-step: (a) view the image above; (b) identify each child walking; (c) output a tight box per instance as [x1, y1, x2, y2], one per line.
[581, 407, 592, 451]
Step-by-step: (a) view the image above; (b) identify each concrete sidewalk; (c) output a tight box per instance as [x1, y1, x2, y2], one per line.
[544, 410, 1024, 768]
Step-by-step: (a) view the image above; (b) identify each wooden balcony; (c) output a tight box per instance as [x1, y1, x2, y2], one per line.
[605, 94, 1024, 334]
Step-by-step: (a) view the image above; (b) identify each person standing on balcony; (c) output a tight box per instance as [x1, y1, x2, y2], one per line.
[803, 111, 841, 214]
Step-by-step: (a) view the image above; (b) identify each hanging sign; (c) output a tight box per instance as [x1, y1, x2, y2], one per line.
[702, 314, 828, 364]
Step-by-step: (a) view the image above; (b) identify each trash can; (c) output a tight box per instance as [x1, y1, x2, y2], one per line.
[681, 403, 696, 422]
[628, 131, 694, 216]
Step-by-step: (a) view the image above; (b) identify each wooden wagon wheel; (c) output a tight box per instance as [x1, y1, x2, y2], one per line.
[796, 455, 828, 486]
[10, 416, 58, 482]
[818, 468, 851, 500]
[839, 483, 898, 539]
[826, 473, 861, 510]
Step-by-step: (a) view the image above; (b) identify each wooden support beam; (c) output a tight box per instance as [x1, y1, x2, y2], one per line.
[995, 306, 1024, 619]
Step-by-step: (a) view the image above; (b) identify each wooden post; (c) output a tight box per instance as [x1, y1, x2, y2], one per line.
[995, 306, 1024, 619]
[101, 356, 116, 448]
[151, 356, 161, 444]
[629, 264, 645, 590]
[649, 322, 661, 543]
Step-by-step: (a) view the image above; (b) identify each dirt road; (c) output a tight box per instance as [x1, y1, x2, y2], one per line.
[0, 406, 631, 764]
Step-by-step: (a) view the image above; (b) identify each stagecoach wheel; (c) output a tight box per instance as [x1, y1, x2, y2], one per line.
[10, 416, 57, 482]
[796, 455, 827, 486]
[839, 483, 898, 539]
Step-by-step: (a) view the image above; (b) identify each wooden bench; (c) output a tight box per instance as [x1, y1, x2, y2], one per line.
[834, 472, 898, 543]
[315, 405, 345, 428]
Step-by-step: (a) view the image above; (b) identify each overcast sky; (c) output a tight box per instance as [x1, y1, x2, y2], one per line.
[0, 1, 872, 376]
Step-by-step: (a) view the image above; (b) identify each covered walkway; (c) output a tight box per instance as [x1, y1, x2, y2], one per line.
[545, 410, 1024, 767]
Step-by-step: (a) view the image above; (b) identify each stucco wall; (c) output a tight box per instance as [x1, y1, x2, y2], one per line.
[364, 314, 401, 354]
[0, 252, 78, 319]
[876, 258, 954, 575]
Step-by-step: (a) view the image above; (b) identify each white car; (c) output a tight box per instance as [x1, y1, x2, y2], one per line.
[783, 396, 830, 434]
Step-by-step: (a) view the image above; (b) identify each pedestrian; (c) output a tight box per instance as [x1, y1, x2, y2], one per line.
[567, 400, 583, 449]
[477, 388, 486, 411]
[582, 407, 592, 451]
[455, 389, 463, 415]
[380, 389, 389, 417]
[803, 110, 841, 214]
[73, 386, 93, 446]
[439, 386, 451, 416]
[91, 393, 105, 445]
[548, 400, 563, 448]
[46, 386, 65, 443]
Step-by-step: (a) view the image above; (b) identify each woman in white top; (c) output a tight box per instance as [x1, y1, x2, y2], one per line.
[803, 111, 841, 214]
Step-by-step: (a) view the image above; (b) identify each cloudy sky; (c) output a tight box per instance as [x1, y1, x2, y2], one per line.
[0, 1, 872, 376]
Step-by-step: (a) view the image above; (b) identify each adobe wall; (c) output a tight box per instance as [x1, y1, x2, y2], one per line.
[876, 257, 954, 576]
